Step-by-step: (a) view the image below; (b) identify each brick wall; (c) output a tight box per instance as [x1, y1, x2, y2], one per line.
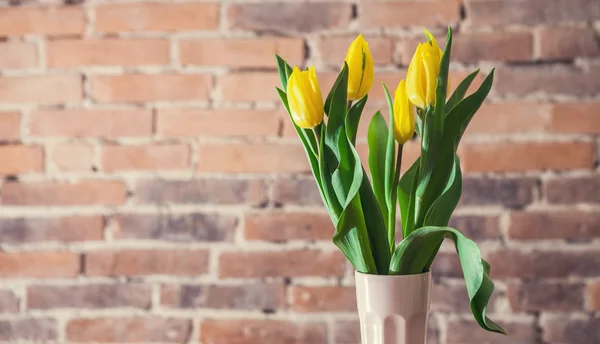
[0, 0, 598, 343]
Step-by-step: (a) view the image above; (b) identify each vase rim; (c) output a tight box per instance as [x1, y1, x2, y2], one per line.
[355, 270, 431, 278]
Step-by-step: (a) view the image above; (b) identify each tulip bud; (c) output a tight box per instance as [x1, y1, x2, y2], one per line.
[405, 29, 444, 109]
[345, 34, 375, 101]
[286, 66, 325, 129]
[393, 79, 415, 144]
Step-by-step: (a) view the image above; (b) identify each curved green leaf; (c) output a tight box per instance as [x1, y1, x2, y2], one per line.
[398, 158, 419, 238]
[389, 226, 506, 335]
[346, 95, 368, 145]
[368, 111, 389, 228]
[445, 69, 480, 114]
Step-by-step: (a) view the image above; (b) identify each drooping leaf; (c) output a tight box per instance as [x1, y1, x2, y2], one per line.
[346, 95, 368, 145]
[389, 226, 507, 335]
[367, 111, 389, 228]
[445, 68, 480, 114]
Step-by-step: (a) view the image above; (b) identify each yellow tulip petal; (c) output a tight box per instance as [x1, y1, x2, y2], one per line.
[406, 44, 425, 108]
[393, 79, 415, 144]
[287, 66, 324, 129]
[345, 34, 374, 101]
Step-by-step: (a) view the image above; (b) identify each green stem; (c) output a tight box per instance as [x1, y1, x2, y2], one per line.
[387, 144, 404, 252]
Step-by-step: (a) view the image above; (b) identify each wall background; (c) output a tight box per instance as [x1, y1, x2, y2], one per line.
[0, 0, 598, 343]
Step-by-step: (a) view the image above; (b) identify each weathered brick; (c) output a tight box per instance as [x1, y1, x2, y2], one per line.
[465, 103, 550, 134]
[244, 212, 332, 242]
[201, 319, 327, 344]
[291, 286, 356, 312]
[180, 38, 304, 68]
[0, 216, 103, 243]
[0, 112, 20, 140]
[462, 142, 594, 172]
[509, 210, 600, 240]
[0, 252, 79, 278]
[272, 178, 323, 206]
[160, 283, 284, 310]
[50, 143, 94, 172]
[66, 317, 191, 343]
[447, 319, 536, 344]
[460, 177, 537, 208]
[361, 1, 459, 29]
[333, 318, 439, 344]
[0, 290, 19, 313]
[537, 27, 600, 60]
[0, 42, 37, 69]
[95, 3, 219, 33]
[114, 213, 237, 242]
[541, 316, 600, 344]
[430, 252, 463, 278]
[219, 250, 345, 278]
[507, 282, 584, 312]
[101, 144, 190, 171]
[197, 143, 309, 173]
[1, 180, 126, 206]
[0, 75, 82, 104]
[586, 280, 600, 311]
[27, 284, 151, 309]
[85, 249, 209, 277]
[91, 74, 212, 103]
[218, 72, 280, 102]
[549, 103, 600, 134]
[0, 318, 57, 341]
[448, 215, 501, 240]
[47, 39, 169, 67]
[317, 36, 393, 66]
[0, 145, 43, 175]
[157, 109, 281, 138]
[30, 109, 153, 138]
[486, 249, 600, 278]
[0, 6, 84, 36]
[227, 3, 352, 32]
[133, 179, 265, 206]
[545, 176, 600, 204]
[431, 282, 499, 313]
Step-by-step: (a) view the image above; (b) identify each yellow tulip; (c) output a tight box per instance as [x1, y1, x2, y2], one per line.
[393, 79, 415, 144]
[286, 66, 324, 129]
[345, 34, 374, 101]
[405, 29, 444, 109]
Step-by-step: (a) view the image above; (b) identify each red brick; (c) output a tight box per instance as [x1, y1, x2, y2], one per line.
[0, 6, 84, 36]
[0, 112, 20, 140]
[272, 178, 323, 206]
[537, 27, 600, 60]
[219, 250, 345, 278]
[465, 103, 550, 134]
[85, 249, 209, 277]
[549, 103, 600, 134]
[114, 213, 236, 242]
[333, 319, 439, 344]
[133, 179, 266, 206]
[219, 72, 280, 102]
[0, 290, 19, 313]
[95, 3, 219, 33]
[486, 249, 600, 278]
[160, 283, 284, 310]
[157, 109, 280, 138]
[180, 38, 304, 68]
[496, 65, 600, 96]
[360, 1, 460, 29]
[461, 177, 537, 208]
[541, 316, 600, 343]
[317, 36, 393, 66]
[0, 318, 57, 341]
[430, 252, 463, 278]
[91, 74, 212, 103]
[586, 280, 600, 311]
[101, 144, 190, 171]
[201, 319, 327, 344]
[47, 39, 169, 67]
[448, 215, 500, 240]
[30, 109, 153, 138]
[0, 42, 37, 69]
[28, 284, 151, 309]
[0, 216, 103, 243]
[0, 145, 43, 175]
[291, 286, 356, 312]
[66, 317, 191, 343]
[0, 75, 81, 104]
[507, 282, 583, 312]
[509, 210, 600, 240]
[545, 176, 600, 204]
[0, 252, 79, 278]
[1, 180, 126, 206]
[51, 143, 94, 172]
[227, 3, 351, 32]
[431, 282, 499, 313]
[244, 212, 333, 242]
[461, 142, 594, 172]
[198, 143, 309, 173]
[447, 319, 536, 344]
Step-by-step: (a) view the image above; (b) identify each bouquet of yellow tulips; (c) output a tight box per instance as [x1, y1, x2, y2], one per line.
[275, 27, 505, 335]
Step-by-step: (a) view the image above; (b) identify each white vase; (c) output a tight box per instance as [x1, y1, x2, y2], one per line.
[355, 270, 432, 344]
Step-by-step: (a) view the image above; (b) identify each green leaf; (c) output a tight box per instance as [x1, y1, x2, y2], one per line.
[367, 111, 389, 228]
[346, 95, 368, 145]
[398, 158, 419, 237]
[445, 69, 480, 114]
[382, 83, 398, 251]
[325, 64, 349, 166]
[423, 155, 462, 227]
[318, 124, 343, 223]
[389, 226, 507, 335]
[324, 64, 348, 118]
[275, 55, 291, 90]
